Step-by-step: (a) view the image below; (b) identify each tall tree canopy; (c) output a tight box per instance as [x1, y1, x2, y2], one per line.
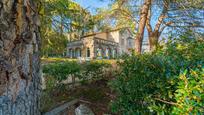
[40, 0, 96, 56]
[105, 0, 204, 52]
[39, 0, 204, 55]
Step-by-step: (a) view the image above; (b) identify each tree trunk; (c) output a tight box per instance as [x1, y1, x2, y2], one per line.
[0, 0, 41, 115]
[135, 0, 151, 54]
[145, 0, 170, 52]
[148, 31, 160, 51]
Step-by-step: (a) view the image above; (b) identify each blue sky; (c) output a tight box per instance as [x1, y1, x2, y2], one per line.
[73, 0, 111, 14]
[72, 0, 169, 40]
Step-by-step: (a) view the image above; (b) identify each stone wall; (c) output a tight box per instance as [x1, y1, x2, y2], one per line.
[67, 29, 136, 58]
[119, 29, 135, 55]
[0, 0, 41, 115]
[82, 37, 94, 58]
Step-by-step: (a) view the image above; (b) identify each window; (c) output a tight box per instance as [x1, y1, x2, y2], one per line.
[97, 48, 102, 57]
[86, 48, 90, 57]
[128, 40, 132, 47]
[105, 48, 110, 58]
[69, 49, 72, 57]
[72, 50, 75, 58]
[121, 39, 124, 45]
[75, 48, 81, 58]
[112, 49, 115, 58]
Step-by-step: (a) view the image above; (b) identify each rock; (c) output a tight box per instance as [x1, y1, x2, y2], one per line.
[75, 104, 94, 115]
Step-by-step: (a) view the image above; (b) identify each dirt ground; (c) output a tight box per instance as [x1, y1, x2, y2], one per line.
[41, 79, 116, 115]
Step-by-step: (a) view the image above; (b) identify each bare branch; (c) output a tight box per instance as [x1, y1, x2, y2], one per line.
[154, 0, 169, 31]
[146, 8, 152, 33]
[160, 21, 173, 33]
[154, 98, 178, 106]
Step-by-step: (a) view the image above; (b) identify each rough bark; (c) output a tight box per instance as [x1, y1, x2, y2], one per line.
[135, 0, 152, 53]
[0, 0, 41, 115]
[148, 31, 160, 51]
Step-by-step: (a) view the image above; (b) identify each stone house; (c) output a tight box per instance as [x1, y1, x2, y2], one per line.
[67, 28, 148, 59]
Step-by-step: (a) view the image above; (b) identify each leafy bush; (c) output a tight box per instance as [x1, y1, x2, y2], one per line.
[111, 54, 176, 114]
[41, 57, 77, 64]
[81, 60, 111, 81]
[110, 36, 204, 114]
[43, 61, 81, 82]
[42, 60, 113, 89]
[173, 69, 204, 114]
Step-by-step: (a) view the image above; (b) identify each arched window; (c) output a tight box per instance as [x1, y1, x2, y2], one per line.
[79, 49, 81, 57]
[105, 48, 110, 59]
[86, 48, 90, 57]
[109, 48, 112, 58]
[112, 49, 116, 58]
[97, 48, 102, 57]
[69, 49, 72, 58]
[72, 50, 75, 58]
[121, 38, 125, 45]
[112, 49, 117, 58]
[75, 48, 81, 58]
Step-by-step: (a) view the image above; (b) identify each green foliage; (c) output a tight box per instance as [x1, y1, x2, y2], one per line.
[110, 36, 204, 114]
[81, 61, 111, 81]
[40, 0, 97, 57]
[42, 60, 113, 89]
[43, 61, 81, 82]
[96, 0, 137, 32]
[111, 54, 175, 114]
[173, 69, 204, 114]
[41, 57, 77, 64]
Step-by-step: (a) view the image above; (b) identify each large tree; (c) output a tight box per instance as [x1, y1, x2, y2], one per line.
[40, 0, 95, 56]
[104, 0, 203, 53]
[146, 0, 204, 51]
[98, 0, 151, 53]
[145, 0, 170, 51]
[0, 0, 41, 115]
[135, 0, 152, 53]
[166, 0, 204, 36]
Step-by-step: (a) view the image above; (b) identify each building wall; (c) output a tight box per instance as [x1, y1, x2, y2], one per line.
[93, 39, 119, 59]
[94, 31, 120, 43]
[101, 30, 134, 56]
[82, 37, 94, 58]
[85, 31, 120, 58]
[94, 32, 107, 39]
[108, 31, 120, 43]
[118, 30, 134, 55]
[67, 29, 150, 59]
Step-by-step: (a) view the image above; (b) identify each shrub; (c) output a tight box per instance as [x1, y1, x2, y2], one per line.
[41, 57, 77, 64]
[43, 61, 81, 83]
[42, 60, 113, 89]
[81, 60, 112, 81]
[110, 37, 204, 114]
[110, 54, 176, 114]
[173, 69, 204, 114]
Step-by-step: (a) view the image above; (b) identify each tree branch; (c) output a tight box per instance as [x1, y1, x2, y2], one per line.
[112, 8, 138, 24]
[160, 21, 173, 33]
[154, 0, 169, 31]
[146, 8, 152, 33]
[154, 98, 178, 106]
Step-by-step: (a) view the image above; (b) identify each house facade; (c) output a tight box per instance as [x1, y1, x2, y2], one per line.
[67, 29, 148, 59]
